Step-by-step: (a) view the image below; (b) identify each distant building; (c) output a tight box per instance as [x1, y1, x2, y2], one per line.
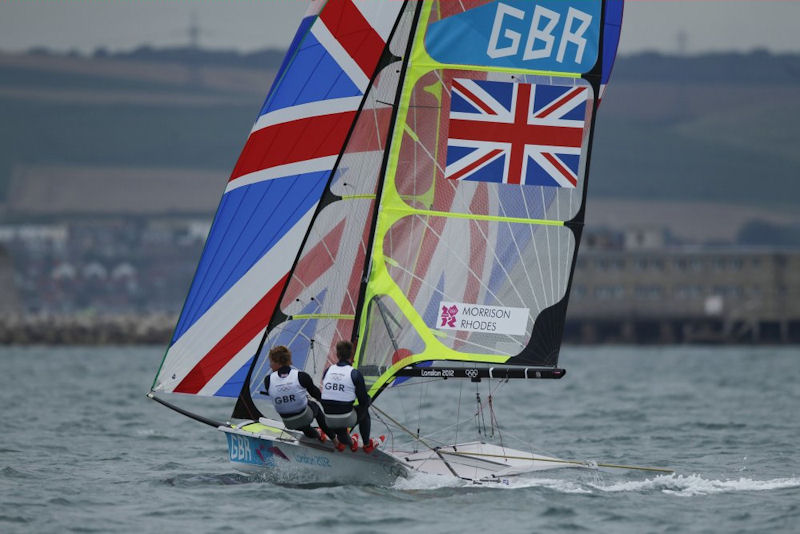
[568, 247, 800, 343]
[623, 227, 666, 250]
[0, 246, 20, 314]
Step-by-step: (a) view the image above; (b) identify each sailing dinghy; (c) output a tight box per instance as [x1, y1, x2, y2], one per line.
[149, 0, 628, 485]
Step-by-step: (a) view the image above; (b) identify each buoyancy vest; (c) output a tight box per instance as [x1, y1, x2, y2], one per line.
[321, 364, 356, 403]
[267, 368, 308, 415]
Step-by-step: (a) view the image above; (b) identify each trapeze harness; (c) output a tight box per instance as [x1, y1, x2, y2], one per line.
[321, 364, 357, 429]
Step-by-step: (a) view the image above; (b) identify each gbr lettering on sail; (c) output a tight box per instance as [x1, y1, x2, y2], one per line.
[487, 3, 592, 64]
[424, 0, 601, 73]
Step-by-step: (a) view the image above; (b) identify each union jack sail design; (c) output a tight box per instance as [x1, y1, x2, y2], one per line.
[446, 79, 588, 187]
[152, 0, 406, 397]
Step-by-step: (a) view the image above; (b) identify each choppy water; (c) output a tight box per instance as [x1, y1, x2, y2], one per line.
[0, 345, 798, 533]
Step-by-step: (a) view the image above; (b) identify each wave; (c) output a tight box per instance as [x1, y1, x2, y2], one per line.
[591, 473, 800, 496]
[392, 470, 800, 496]
[393, 470, 593, 493]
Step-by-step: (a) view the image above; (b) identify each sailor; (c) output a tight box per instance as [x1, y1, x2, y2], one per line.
[321, 340, 381, 453]
[264, 345, 332, 442]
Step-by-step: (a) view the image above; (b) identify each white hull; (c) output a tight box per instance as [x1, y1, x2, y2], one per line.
[397, 442, 581, 483]
[222, 418, 580, 485]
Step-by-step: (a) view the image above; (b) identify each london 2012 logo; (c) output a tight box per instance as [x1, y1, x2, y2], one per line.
[440, 304, 459, 327]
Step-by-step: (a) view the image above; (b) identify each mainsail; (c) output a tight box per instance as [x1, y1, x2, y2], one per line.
[152, 0, 623, 418]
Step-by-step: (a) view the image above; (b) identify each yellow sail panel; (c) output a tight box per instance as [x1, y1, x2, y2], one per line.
[355, 0, 613, 395]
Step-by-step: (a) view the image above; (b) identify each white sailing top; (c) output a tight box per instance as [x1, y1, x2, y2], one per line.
[267, 368, 308, 415]
[321, 364, 356, 403]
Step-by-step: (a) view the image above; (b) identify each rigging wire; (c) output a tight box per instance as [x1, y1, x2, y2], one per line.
[486, 377, 509, 450]
[372, 408, 396, 452]
[454, 378, 463, 447]
[415, 379, 425, 454]
[387, 378, 555, 461]
[373, 394, 675, 475]
[375, 378, 553, 461]
[474, 382, 487, 438]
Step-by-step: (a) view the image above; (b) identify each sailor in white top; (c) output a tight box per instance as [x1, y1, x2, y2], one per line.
[321, 340, 379, 452]
[263, 345, 332, 441]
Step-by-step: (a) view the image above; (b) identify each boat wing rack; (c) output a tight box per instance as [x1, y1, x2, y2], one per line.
[393, 366, 566, 380]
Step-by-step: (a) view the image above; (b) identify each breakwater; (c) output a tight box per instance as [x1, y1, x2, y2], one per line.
[0, 314, 798, 345]
[0, 314, 175, 345]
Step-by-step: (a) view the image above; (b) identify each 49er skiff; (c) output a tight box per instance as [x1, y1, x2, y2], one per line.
[149, 0, 669, 485]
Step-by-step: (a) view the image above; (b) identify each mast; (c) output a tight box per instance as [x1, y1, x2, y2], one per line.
[351, 2, 424, 364]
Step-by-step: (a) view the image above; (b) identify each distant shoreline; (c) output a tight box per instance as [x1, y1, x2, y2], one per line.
[0, 314, 174, 345]
[0, 314, 796, 346]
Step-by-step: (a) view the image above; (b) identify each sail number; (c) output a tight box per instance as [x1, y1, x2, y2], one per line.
[487, 3, 593, 64]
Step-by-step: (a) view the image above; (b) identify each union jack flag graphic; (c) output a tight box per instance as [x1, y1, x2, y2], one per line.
[445, 79, 588, 187]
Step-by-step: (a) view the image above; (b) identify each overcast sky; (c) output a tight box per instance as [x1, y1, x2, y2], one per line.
[1, 1, 799, 56]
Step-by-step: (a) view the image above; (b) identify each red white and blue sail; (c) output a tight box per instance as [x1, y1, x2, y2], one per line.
[152, 1, 405, 397]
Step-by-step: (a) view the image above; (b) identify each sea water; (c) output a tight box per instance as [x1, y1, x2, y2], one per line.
[0, 345, 798, 533]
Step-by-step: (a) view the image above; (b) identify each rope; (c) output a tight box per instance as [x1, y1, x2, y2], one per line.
[372, 382, 674, 477]
[454, 379, 463, 446]
[370, 405, 479, 483]
[371, 409, 396, 452]
[371, 404, 437, 451]
[475, 387, 487, 437]
[487, 394, 504, 446]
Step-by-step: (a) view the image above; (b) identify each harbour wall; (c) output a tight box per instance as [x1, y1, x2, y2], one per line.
[0, 314, 797, 346]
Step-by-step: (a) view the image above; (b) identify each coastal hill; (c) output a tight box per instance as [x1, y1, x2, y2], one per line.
[0, 48, 799, 242]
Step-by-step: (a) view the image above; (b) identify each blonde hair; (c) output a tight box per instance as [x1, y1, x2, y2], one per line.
[268, 345, 292, 367]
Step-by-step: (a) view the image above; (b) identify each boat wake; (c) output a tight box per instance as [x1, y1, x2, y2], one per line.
[590, 473, 800, 496]
[393, 471, 592, 493]
[392, 470, 468, 491]
[160, 472, 255, 487]
[393, 471, 800, 496]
